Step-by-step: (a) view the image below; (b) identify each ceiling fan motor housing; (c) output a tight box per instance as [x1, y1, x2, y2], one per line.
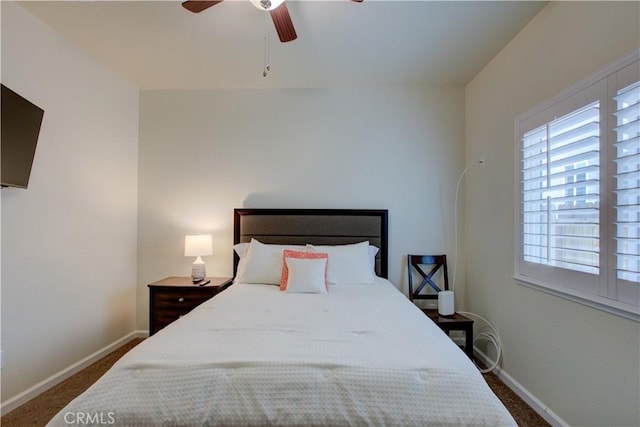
[183, 0, 310, 43]
[252, 0, 285, 11]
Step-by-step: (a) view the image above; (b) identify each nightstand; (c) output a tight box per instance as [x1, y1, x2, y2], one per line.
[148, 276, 232, 335]
[423, 309, 474, 359]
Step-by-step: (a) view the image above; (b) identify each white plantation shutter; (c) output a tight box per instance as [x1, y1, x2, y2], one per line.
[515, 52, 639, 320]
[521, 102, 600, 275]
[613, 81, 640, 284]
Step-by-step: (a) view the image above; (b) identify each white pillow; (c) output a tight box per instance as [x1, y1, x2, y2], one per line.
[368, 245, 379, 270]
[307, 241, 375, 285]
[284, 257, 328, 294]
[233, 242, 251, 284]
[234, 239, 306, 285]
[233, 242, 250, 258]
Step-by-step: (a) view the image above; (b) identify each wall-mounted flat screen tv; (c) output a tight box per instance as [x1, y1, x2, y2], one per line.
[1, 84, 44, 189]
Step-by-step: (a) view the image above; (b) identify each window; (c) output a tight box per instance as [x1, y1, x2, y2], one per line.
[613, 80, 640, 285]
[515, 51, 639, 321]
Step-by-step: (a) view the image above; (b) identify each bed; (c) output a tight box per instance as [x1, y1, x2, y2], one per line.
[47, 208, 516, 426]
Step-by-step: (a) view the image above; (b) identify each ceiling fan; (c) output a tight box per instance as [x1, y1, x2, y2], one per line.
[182, 0, 363, 43]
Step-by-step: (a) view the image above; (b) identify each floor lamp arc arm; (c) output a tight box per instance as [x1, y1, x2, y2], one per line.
[450, 157, 503, 374]
[452, 158, 484, 292]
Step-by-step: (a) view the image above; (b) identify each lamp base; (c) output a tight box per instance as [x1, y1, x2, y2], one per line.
[191, 262, 206, 283]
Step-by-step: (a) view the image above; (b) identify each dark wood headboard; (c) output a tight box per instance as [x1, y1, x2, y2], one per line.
[233, 209, 388, 278]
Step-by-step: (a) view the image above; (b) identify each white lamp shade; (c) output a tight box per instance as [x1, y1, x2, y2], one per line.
[184, 235, 213, 257]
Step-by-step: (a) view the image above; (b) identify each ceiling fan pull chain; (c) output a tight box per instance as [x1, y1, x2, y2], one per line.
[263, 11, 270, 77]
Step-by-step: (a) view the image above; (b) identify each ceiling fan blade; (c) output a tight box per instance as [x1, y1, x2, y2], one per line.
[270, 2, 297, 43]
[182, 1, 224, 13]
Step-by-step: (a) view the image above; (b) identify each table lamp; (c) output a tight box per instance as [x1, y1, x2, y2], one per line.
[184, 234, 213, 282]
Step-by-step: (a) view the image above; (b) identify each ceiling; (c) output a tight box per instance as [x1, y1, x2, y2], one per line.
[18, 0, 546, 90]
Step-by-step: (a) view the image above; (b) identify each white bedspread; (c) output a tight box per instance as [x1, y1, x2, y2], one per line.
[48, 278, 516, 426]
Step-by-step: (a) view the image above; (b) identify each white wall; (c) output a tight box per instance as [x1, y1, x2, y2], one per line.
[137, 87, 465, 328]
[1, 2, 139, 403]
[465, 2, 640, 426]
[0, 2, 3, 403]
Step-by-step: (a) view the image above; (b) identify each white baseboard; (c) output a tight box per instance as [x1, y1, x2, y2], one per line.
[474, 348, 569, 427]
[1, 330, 149, 416]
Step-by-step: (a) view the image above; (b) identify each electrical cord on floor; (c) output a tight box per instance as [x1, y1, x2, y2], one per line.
[457, 310, 502, 373]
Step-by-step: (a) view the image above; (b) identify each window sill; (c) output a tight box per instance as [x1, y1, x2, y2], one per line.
[513, 275, 640, 323]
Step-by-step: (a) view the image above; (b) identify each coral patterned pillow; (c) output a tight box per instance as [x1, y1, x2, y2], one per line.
[280, 250, 329, 291]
